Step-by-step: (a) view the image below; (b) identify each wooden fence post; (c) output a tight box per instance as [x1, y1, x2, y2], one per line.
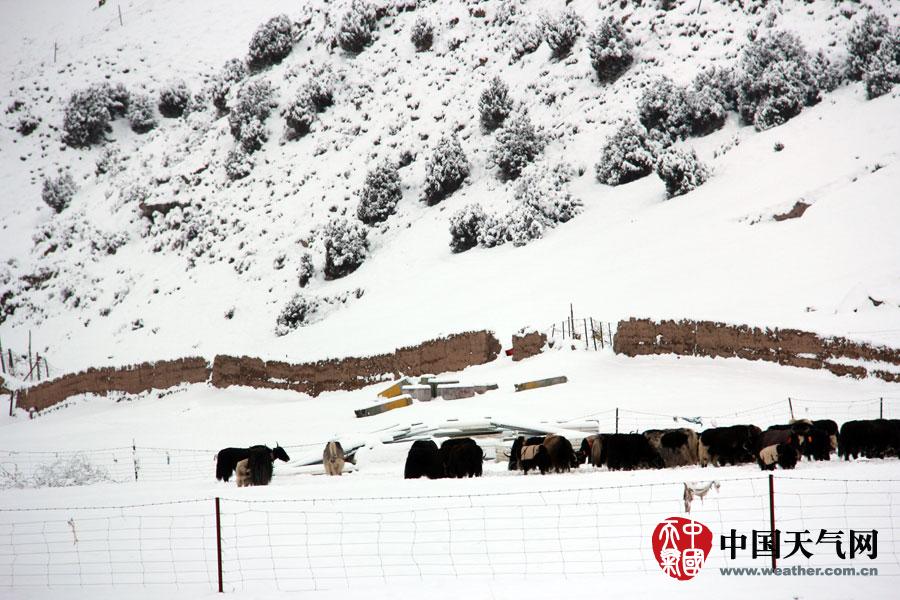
[7, 350, 12, 377]
[27, 331, 33, 382]
[615, 408, 619, 434]
[215, 497, 224, 593]
[0, 337, 5, 374]
[788, 397, 794, 420]
[132, 439, 139, 481]
[768, 473, 777, 570]
[590, 318, 597, 351]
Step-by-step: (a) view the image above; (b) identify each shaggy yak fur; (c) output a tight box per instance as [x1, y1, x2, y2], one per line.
[324, 441, 347, 476]
[542, 435, 579, 473]
[698, 425, 761, 467]
[603, 433, 664, 471]
[404, 440, 444, 479]
[642, 428, 699, 468]
[439, 438, 484, 478]
[216, 444, 290, 483]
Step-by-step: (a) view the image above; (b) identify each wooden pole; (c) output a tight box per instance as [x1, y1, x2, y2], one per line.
[118, 4, 123, 26]
[607, 322, 613, 348]
[590, 318, 598, 351]
[215, 497, 224, 593]
[0, 337, 5, 374]
[27, 331, 33, 382]
[45, 360, 49, 379]
[53, 41, 58, 63]
[7, 349, 12, 377]
[788, 397, 794, 420]
[35, 355, 41, 382]
[768, 473, 776, 570]
[615, 408, 619, 434]
[8, 393, 13, 417]
[569, 304, 575, 339]
[880, 397, 883, 419]
[561, 320, 566, 340]
[132, 439, 139, 481]
[551, 324, 555, 338]
[583, 319, 590, 350]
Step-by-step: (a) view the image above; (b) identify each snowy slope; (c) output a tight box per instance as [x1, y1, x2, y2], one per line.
[0, 0, 897, 372]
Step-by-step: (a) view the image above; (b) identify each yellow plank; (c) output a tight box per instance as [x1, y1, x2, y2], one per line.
[378, 378, 410, 399]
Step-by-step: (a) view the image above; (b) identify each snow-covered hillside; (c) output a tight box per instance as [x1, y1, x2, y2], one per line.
[0, 0, 898, 371]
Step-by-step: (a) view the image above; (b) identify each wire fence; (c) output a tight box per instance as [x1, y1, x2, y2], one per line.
[1, 475, 899, 591]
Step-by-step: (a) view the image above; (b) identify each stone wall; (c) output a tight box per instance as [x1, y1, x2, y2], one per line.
[15, 357, 211, 412]
[210, 330, 502, 396]
[613, 318, 900, 381]
[510, 331, 547, 362]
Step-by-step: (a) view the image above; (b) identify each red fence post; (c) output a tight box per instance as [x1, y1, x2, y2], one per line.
[768, 473, 776, 570]
[215, 497, 224, 593]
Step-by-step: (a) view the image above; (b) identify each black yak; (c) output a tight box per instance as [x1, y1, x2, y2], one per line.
[216, 444, 289, 482]
[440, 438, 483, 478]
[404, 440, 443, 479]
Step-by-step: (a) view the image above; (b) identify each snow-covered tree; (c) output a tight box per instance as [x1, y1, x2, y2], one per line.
[595, 120, 656, 186]
[209, 58, 247, 112]
[357, 160, 402, 224]
[305, 65, 335, 111]
[410, 15, 434, 52]
[587, 17, 634, 83]
[224, 147, 254, 180]
[158, 79, 190, 118]
[323, 217, 369, 279]
[283, 90, 316, 138]
[298, 252, 314, 287]
[422, 133, 469, 205]
[228, 79, 276, 152]
[448, 203, 486, 253]
[477, 212, 508, 248]
[846, 12, 891, 81]
[864, 37, 900, 100]
[479, 76, 513, 132]
[490, 112, 544, 180]
[693, 65, 737, 111]
[248, 14, 294, 69]
[656, 146, 709, 199]
[275, 293, 320, 336]
[41, 171, 77, 213]
[734, 31, 821, 130]
[126, 93, 157, 133]
[337, 0, 377, 54]
[515, 161, 579, 226]
[544, 9, 584, 59]
[637, 77, 693, 140]
[688, 84, 727, 137]
[62, 84, 114, 147]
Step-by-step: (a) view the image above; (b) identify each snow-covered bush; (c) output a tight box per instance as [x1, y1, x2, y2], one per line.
[595, 120, 657, 186]
[587, 16, 634, 82]
[505, 162, 579, 246]
[544, 9, 584, 59]
[357, 160, 402, 224]
[283, 90, 316, 138]
[323, 217, 369, 279]
[16, 113, 39, 136]
[95, 145, 121, 175]
[337, 0, 377, 54]
[298, 252, 314, 287]
[479, 76, 513, 132]
[656, 146, 709, 199]
[734, 31, 821, 130]
[275, 293, 320, 336]
[62, 84, 113, 147]
[248, 14, 294, 69]
[158, 79, 190, 118]
[846, 12, 891, 81]
[224, 147, 254, 180]
[120, 182, 149, 205]
[637, 77, 693, 140]
[410, 15, 434, 51]
[512, 20, 544, 60]
[422, 133, 469, 205]
[0, 455, 111, 489]
[210, 58, 247, 112]
[305, 65, 335, 111]
[41, 171, 77, 213]
[448, 203, 486, 253]
[688, 84, 727, 137]
[228, 79, 276, 152]
[810, 51, 842, 94]
[864, 37, 900, 99]
[490, 112, 544, 180]
[126, 93, 157, 133]
[477, 212, 508, 248]
[693, 65, 737, 112]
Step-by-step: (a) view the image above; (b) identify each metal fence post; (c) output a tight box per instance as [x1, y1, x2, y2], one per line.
[215, 497, 224, 593]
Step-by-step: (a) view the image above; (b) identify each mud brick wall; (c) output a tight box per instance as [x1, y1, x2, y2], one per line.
[511, 331, 547, 362]
[16, 357, 211, 412]
[211, 331, 502, 396]
[614, 318, 900, 382]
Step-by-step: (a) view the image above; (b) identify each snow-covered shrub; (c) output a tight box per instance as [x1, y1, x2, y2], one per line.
[448, 203, 486, 253]
[248, 14, 294, 69]
[505, 162, 579, 246]
[656, 146, 709, 199]
[734, 31, 821, 130]
[479, 76, 513, 132]
[120, 182, 149, 205]
[16, 113, 39, 136]
[846, 12, 891, 81]
[688, 84, 728, 137]
[62, 84, 113, 147]
[126, 93, 157, 133]
[587, 16, 634, 82]
[411, 15, 434, 51]
[864, 37, 900, 99]
[158, 79, 190, 118]
[357, 160, 402, 224]
[298, 252, 314, 287]
[637, 77, 694, 140]
[224, 147, 254, 180]
[95, 145, 121, 175]
[337, 0, 377, 54]
[228, 79, 276, 152]
[490, 112, 544, 180]
[41, 171, 77, 213]
[0, 454, 111, 489]
[477, 212, 508, 248]
[422, 133, 469, 205]
[210, 58, 247, 112]
[275, 293, 320, 336]
[594, 120, 657, 186]
[283, 90, 316, 138]
[544, 9, 584, 59]
[106, 82, 130, 118]
[693, 65, 737, 112]
[305, 65, 335, 111]
[810, 51, 842, 94]
[512, 20, 544, 60]
[323, 217, 369, 279]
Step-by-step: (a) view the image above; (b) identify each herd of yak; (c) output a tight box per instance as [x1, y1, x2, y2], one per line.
[212, 419, 900, 485]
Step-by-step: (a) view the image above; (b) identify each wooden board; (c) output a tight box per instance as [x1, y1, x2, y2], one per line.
[378, 378, 410, 399]
[513, 375, 568, 392]
[354, 395, 413, 418]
